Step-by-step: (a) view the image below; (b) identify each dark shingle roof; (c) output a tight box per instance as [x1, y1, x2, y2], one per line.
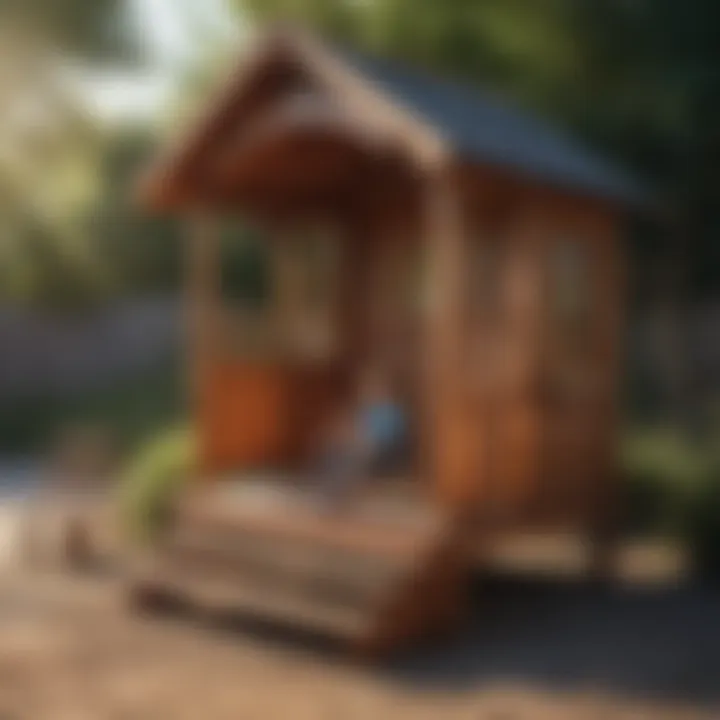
[339, 47, 645, 208]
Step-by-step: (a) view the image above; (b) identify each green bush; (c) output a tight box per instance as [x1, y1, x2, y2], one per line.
[621, 425, 720, 580]
[684, 465, 720, 582]
[118, 426, 196, 544]
[620, 426, 715, 536]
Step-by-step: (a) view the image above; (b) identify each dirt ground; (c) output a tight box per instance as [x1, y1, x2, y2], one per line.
[0, 564, 718, 720]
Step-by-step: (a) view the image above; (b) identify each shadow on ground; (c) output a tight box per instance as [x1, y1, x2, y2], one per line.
[380, 575, 720, 707]
[130, 568, 720, 709]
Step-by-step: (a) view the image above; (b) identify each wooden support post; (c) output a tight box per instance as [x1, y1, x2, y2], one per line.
[269, 231, 302, 355]
[423, 163, 475, 508]
[587, 217, 627, 582]
[185, 214, 221, 468]
[337, 223, 371, 368]
[490, 203, 548, 522]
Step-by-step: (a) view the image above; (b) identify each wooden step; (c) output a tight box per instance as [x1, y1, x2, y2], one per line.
[172, 513, 415, 566]
[178, 493, 444, 561]
[129, 512, 435, 640]
[164, 528, 406, 610]
[133, 555, 369, 638]
[129, 488, 471, 654]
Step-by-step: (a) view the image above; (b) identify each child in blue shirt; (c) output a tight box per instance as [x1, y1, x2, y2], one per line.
[311, 369, 407, 509]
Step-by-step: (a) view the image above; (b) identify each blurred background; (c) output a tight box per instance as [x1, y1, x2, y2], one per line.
[0, 0, 718, 557]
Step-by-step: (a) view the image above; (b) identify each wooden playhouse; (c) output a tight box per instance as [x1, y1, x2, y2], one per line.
[134, 27, 641, 654]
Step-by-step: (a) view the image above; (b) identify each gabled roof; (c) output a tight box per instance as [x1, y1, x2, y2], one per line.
[337, 46, 645, 208]
[141, 28, 646, 211]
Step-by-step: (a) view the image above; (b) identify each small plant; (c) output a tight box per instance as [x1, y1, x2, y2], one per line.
[684, 465, 720, 583]
[118, 426, 196, 544]
[621, 425, 720, 581]
[620, 426, 710, 536]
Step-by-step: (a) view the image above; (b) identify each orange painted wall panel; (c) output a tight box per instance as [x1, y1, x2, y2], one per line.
[196, 359, 350, 476]
[197, 361, 293, 474]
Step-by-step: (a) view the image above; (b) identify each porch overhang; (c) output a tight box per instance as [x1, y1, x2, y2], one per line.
[207, 95, 405, 215]
[137, 28, 446, 214]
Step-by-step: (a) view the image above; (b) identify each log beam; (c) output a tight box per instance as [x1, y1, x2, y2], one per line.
[185, 214, 222, 437]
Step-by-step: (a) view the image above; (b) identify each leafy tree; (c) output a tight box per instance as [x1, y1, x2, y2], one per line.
[0, 0, 142, 308]
[0, 0, 136, 64]
[89, 129, 180, 296]
[0, 32, 109, 308]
